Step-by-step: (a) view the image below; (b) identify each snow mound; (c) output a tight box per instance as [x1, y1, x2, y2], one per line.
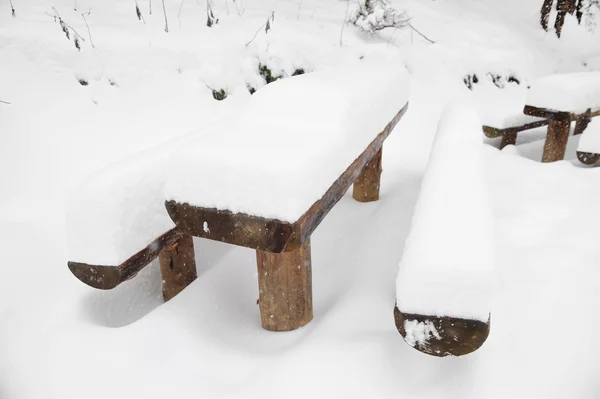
[396, 101, 495, 322]
[165, 49, 410, 222]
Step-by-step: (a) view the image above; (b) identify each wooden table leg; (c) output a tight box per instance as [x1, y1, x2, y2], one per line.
[500, 131, 518, 149]
[542, 116, 571, 163]
[353, 147, 382, 202]
[159, 234, 197, 302]
[256, 239, 313, 331]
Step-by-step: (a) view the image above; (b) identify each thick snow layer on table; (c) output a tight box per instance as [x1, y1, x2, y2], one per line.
[577, 118, 600, 154]
[396, 102, 495, 322]
[165, 50, 409, 223]
[66, 143, 183, 266]
[527, 72, 600, 114]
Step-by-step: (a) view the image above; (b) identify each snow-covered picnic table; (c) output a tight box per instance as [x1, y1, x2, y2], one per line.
[67, 51, 410, 332]
[480, 71, 600, 162]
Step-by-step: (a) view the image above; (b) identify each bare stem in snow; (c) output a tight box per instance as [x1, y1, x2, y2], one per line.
[149, 0, 152, 14]
[178, 0, 184, 28]
[10, 0, 15, 17]
[245, 11, 274, 47]
[46, 8, 86, 44]
[407, 23, 435, 44]
[162, 0, 169, 32]
[298, 0, 303, 20]
[81, 11, 95, 48]
[74, 0, 77, 11]
[232, 0, 244, 16]
[0, 100, 11, 104]
[340, 0, 350, 46]
[135, 1, 146, 24]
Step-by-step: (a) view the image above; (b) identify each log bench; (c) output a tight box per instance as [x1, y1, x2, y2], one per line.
[68, 53, 410, 332]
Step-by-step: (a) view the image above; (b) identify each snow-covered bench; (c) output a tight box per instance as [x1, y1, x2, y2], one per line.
[67, 144, 198, 302]
[524, 72, 600, 162]
[164, 54, 410, 331]
[395, 102, 493, 357]
[481, 113, 548, 149]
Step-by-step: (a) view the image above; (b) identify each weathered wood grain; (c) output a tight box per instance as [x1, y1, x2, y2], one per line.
[159, 234, 197, 301]
[166, 103, 409, 254]
[256, 239, 312, 331]
[68, 228, 183, 290]
[482, 119, 549, 140]
[394, 305, 490, 357]
[353, 147, 382, 202]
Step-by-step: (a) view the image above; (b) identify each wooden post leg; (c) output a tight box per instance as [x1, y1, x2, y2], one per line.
[159, 234, 197, 302]
[256, 239, 313, 331]
[499, 131, 518, 149]
[542, 117, 571, 163]
[353, 147, 382, 202]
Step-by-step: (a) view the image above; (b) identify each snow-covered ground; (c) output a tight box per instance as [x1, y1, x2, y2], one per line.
[2, 0, 600, 397]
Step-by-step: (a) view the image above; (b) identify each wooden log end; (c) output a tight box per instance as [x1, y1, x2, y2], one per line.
[577, 151, 600, 166]
[67, 261, 123, 290]
[394, 305, 490, 357]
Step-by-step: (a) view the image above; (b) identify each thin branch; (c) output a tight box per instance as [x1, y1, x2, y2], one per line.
[340, 0, 350, 46]
[297, 0, 303, 20]
[0, 100, 11, 104]
[245, 12, 274, 47]
[149, 0, 152, 14]
[407, 23, 435, 44]
[178, 0, 184, 28]
[162, 0, 169, 32]
[10, 0, 15, 17]
[81, 11, 95, 48]
[46, 8, 86, 42]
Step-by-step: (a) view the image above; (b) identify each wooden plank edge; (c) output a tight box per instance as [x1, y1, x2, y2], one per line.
[166, 102, 409, 254]
[483, 119, 550, 139]
[577, 151, 600, 166]
[394, 305, 490, 357]
[68, 228, 183, 289]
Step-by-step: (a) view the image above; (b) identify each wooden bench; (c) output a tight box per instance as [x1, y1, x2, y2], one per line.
[68, 53, 410, 332]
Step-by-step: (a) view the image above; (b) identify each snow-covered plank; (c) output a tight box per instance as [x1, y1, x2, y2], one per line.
[164, 51, 410, 225]
[395, 102, 494, 357]
[577, 118, 600, 165]
[526, 71, 600, 115]
[66, 140, 198, 291]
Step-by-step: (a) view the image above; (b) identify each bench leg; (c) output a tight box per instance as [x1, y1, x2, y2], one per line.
[353, 147, 382, 202]
[499, 131, 518, 149]
[542, 118, 571, 163]
[256, 239, 313, 331]
[159, 234, 197, 302]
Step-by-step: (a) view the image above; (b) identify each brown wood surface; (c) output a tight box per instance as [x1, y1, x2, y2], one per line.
[394, 305, 490, 357]
[574, 108, 592, 136]
[555, 0, 569, 38]
[166, 102, 409, 254]
[68, 228, 183, 289]
[353, 147, 382, 202]
[256, 238, 312, 331]
[542, 117, 571, 162]
[499, 131, 518, 149]
[482, 119, 549, 139]
[577, 151, 600, 166]
[159, 234, 197, 301]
